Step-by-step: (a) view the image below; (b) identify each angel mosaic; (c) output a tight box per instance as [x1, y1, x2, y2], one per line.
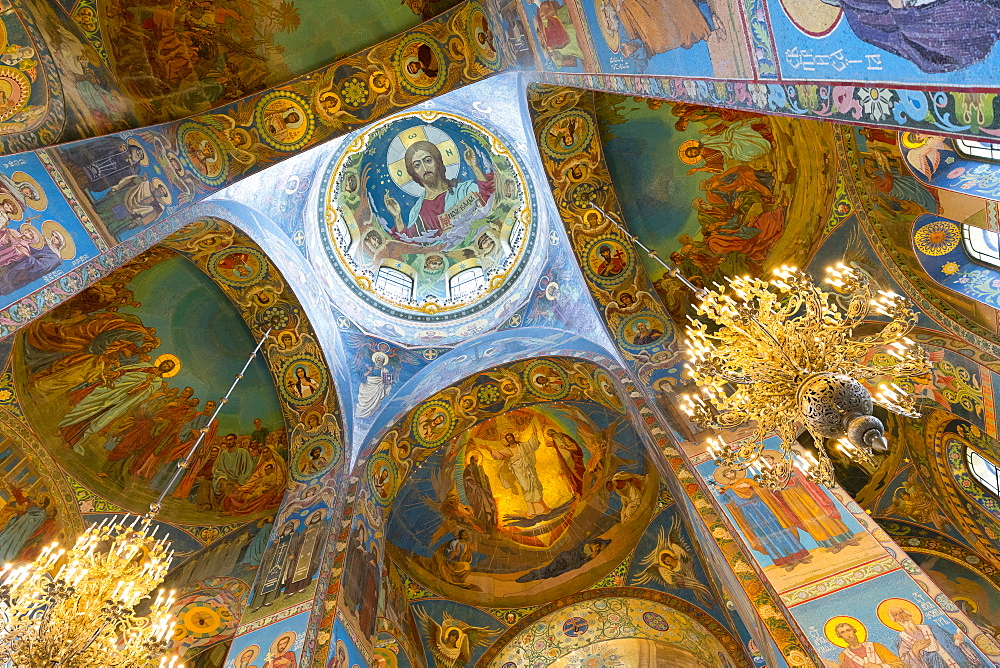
[633, 515, 713, 606]
[415, 609, 499, 668]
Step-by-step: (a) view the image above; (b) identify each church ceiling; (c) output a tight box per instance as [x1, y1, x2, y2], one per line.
[320, 354, 753, 668]
[0, 219, 344, 665]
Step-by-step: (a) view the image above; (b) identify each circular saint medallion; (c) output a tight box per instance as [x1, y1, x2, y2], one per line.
[466, 7, 501, 68]
[539, 110, 594, 159]
[320, 112, 535, 322]
[281, 355, 328, 406]
[618, 312, 671, 352]
[367, 452, 397, 505]
[256, 91, 314, 150]
[293, 435, 339, 481]
[177, 122, 229, 185]
[393, 33, 447, 96]
[581, 235, 634, 288]
[411, 399, 456, 447]
[208, 246, 267, 286]
[593, 368, 624, 411]
[525, 359, 570, 399]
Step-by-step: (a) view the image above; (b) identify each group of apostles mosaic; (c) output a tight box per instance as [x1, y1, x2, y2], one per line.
[17, 251, 290, 525]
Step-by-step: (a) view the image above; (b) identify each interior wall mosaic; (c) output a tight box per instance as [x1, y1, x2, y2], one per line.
[537, 71, 1000, 142]
[526, 83, 1000, 666]
[323, 352, 765, 668]
[0, 1, 506, 342]
[487, 594, 748, 667]
[0, 218, 347, 667]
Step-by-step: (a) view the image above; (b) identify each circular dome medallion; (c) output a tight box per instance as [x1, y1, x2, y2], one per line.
[320, 112, 535, 322]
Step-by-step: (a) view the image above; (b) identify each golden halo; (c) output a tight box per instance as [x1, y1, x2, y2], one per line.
[386, 124, 460, 193]
[19, 223, 43, 249]
[441, 625, 463, 640]
[126, 138, 149, 166]
[154, 353, 181, 377]
[0, 193, 22, 220]
[825, 616, 867, 648]
[712, 464, 744, 485]
[952, 596, 978, 613]
[594, 0, 621, 53]
[11, 171, 46, 210]
[679, 139, 703, 165]
[270, 630, 297, 655]
[41, 220, 75, 260]
[901, 132, 928, 149]
[150, 177, 172, 206]
[876, 598, 923, 631]
[235, 644, 260, 665]
[777, 0, 842, 35]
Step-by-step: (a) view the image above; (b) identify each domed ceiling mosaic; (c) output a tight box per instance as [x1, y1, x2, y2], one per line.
[315, 110, 540, 343]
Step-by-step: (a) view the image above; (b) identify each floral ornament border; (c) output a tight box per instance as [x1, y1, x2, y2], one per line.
[899, 133, 1000, 202]
[535, 72, 1000, 141]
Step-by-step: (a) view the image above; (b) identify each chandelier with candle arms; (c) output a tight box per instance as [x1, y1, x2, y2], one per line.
[0, 328, 272, 667]
[678, 263, 930, 488]
[587, 201, 929, 489]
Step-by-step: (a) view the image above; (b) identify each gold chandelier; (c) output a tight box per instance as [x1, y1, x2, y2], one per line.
[0, 517, 178, 667]
[583, 201, 928, 489]
[0, 328, 273, 667]
[678, 264, 929, 488]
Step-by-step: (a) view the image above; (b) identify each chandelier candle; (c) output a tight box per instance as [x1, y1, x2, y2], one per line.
[584, 199, 929, 490]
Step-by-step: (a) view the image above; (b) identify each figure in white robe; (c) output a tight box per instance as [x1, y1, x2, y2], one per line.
[355, 352, 393, 419]
[488, 430, 549, 517]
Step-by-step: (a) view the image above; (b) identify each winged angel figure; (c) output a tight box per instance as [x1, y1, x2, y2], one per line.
[633, 515, 713, 606]
[415, 608, 500, 668]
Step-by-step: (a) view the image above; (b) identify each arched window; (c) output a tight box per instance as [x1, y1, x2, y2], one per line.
[954, 138, 1000, 162]
[962, 225, 1000, 268]
[967, 448, 1000, 497]
[449, 266, 486, 300]
[375, 266, 413, 302]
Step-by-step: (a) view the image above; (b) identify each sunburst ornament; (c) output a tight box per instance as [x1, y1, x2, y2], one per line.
[680, 263, 930, 489]
[914, 220, 961, 256]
